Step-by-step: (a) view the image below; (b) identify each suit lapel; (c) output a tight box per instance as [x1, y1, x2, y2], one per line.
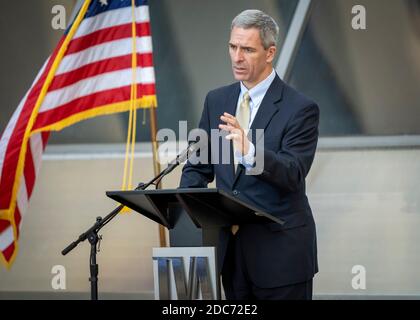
[249, 75, 285, 143]
[232, 75, 285, 187]
[224, 83, 240, 184]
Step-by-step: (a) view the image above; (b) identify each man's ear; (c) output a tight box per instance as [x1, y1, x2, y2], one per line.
[266, 46, 277, 63]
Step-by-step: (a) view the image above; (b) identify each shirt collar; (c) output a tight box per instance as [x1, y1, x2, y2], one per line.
[240, 69, 276, 108]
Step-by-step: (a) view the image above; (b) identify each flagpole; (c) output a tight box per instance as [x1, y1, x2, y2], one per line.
[128, 0, 166, 247]
[149, 107, 167, 248]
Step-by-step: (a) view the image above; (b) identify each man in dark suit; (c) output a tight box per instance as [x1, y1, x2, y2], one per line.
[179, 9, 319, 300]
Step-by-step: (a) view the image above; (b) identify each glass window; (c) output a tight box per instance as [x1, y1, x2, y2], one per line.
[289, 0, 420, 136]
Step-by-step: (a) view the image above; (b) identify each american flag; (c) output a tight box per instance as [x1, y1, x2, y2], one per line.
[0, 0, 157, 268]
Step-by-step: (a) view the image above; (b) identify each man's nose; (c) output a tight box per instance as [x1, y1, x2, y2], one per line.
[233, 49, 244, 62]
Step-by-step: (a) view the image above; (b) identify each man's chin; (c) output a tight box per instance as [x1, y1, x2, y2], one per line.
[233, 74, 248, 82]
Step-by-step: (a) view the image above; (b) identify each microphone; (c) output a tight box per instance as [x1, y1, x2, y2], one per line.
[174, 140, 201, 164]
[165, 141, 200, 177]
[136, 137, 204, 190]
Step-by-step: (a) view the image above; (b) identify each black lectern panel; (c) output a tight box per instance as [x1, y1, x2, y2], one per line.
[185, 189, 284, 225]
[106, 188, 284, 249]
[107, 188, 284, 228]
[106, 190, 172, 228]
[167, 203, 203, 247]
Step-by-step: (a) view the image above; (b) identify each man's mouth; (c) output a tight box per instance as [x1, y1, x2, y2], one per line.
[233, 67, 247, 72]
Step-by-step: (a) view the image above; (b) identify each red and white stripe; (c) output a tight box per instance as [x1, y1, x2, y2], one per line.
[35, 4, 155, 129]
[0, 2, 156, 265]
[0, 65, 50, 258]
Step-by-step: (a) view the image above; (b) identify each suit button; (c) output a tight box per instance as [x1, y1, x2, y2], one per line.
[233, 190, 239, 196]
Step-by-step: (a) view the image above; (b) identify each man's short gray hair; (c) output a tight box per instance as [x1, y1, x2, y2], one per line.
[231, 10, 279, 49]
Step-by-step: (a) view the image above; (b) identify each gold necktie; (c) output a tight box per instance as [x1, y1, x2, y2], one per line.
[234, 92, 251, 172]
[236, 92, 251, 133]
[232, 92, 250, 236]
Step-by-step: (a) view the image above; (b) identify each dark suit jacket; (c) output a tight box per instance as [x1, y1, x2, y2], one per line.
[180, 75, 320, 288]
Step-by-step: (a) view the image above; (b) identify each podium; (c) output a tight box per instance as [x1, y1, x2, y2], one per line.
[106, 188, 283, 299]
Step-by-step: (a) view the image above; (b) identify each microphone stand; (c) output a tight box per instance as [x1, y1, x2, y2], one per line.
[61, 147, 190, 300]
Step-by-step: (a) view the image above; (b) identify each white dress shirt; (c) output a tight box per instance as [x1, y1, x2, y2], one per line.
[235, 69, 276, 169]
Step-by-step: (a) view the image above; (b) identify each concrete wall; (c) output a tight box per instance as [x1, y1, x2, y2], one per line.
[309, 147, 420, 297]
